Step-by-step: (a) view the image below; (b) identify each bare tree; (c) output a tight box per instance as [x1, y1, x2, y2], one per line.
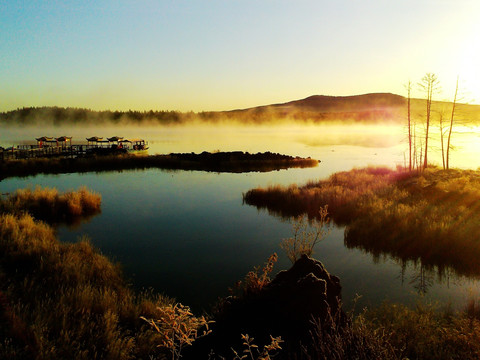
[418, 73, 440, 170]
[413, 114, 419, 171]
[439, 110, 447, 169]
[446, 76, 459, 169]
[405, 80, 413, 171]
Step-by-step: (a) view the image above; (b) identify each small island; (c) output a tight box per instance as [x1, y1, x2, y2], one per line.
[0, 151, 319, 180]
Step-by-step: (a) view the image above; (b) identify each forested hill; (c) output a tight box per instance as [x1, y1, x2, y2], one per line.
[225, 93, 407, 123]
[246, 93, 407, 112]
[1, 93, 479, 126]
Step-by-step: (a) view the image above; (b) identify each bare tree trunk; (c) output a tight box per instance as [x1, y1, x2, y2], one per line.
[407, 81, 412, 171]
[419, 73, 439, 170]
[424, 81, 432, 169]
[413, 119, 417, 170]
[439, 112, 445, 169]
[446, 76, 459, 170]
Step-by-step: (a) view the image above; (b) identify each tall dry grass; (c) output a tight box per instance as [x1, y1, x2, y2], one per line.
[0, 186, 101, 225]
[244, 166, 480, 277]
[243, 166, 406, 224]
[298, 298, 480, 360]
[0, 211, 178, 359]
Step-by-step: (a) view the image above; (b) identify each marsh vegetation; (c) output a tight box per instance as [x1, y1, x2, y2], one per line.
[244, 166, 480, 278]
[0, 186, 101, 225]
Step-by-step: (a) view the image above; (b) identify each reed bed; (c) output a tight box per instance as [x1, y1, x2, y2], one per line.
[244, 166, 480, 277]
[0, 186, 102, 225]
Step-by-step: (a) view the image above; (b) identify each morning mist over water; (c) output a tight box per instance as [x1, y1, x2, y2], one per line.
[2, 122, 480, 169]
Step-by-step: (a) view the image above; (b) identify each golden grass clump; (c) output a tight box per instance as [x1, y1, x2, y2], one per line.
[0, 186, 101, 225]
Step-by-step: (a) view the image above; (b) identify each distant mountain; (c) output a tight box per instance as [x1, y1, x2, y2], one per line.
[219, 93, 408, 123]
[239, 93, 406, 112]
[220, 93, 479, 124]
[1, 93, 478, 125]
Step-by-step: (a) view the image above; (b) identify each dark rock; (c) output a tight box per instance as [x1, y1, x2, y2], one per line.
[187, 255, 343, 359]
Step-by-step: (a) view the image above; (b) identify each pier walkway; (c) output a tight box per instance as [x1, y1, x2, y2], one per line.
[0, 144, 91, 161]
[0, 136, 148, 161]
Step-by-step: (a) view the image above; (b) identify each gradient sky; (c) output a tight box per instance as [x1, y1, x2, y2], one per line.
[1, 0, 480, 112]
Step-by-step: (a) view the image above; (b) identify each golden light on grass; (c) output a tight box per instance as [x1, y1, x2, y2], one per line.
[244, 166, 480, 277]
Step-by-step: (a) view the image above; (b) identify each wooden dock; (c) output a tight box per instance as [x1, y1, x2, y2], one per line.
[0, 145, 92, 161]
[0, 137, 148, 161]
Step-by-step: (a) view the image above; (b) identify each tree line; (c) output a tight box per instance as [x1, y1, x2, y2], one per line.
[0, 107, 190, 126]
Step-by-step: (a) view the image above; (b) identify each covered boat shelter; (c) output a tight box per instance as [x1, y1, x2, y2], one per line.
[86, 136, 110, 148]
[55, 136, 72, 148]
[35, 137, 56, 148]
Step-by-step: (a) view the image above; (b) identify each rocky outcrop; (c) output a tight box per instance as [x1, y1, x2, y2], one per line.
[188, 255, 343, 359]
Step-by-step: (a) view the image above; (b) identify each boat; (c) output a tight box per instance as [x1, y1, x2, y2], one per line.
[85, 137, 148, 156]
[121, 138, 149, 154]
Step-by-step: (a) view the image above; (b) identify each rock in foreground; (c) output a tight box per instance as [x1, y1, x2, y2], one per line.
[189, 255, 343, 358]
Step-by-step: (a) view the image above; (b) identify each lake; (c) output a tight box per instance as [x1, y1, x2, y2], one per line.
[1, 123, 480, 312]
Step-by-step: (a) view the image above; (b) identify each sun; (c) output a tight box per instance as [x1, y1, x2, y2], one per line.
[454, 43, 480, 103]
[446, 18, 480, 104]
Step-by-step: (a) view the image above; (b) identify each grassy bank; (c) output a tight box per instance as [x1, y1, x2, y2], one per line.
[244, 166, 480, 277]
[0, 213, 175, 359]
[0, 151, 319, 180]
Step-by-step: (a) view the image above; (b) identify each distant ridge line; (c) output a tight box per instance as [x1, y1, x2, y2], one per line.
[229, 93, 406, 112]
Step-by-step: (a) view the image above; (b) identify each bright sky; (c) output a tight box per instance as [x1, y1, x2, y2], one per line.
[1, 0, 480, 112]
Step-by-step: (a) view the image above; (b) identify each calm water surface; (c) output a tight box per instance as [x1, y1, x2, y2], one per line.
[2, 124, 480, 312]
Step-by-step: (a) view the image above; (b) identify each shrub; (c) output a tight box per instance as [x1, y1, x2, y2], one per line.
[141, 303, 212, 360]
[280, 206, 330, 263]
